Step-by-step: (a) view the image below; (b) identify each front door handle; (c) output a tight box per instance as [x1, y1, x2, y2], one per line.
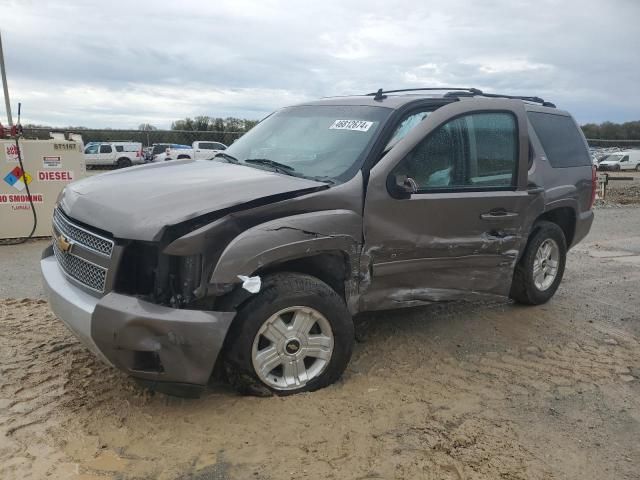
[480, 209, 519, 220]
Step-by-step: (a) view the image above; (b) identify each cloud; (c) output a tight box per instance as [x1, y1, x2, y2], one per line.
[0, 0, 638, 127]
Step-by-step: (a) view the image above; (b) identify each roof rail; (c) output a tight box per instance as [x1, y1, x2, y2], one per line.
[445, 91, 556, 108]
[367, 87, 555, 107]
[367, 87, 482, 101]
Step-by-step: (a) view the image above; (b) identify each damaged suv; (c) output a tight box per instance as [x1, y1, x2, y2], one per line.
[41, 88, 595, 397]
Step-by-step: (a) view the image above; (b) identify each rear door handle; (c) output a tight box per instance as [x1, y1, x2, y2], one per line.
[480, 209, 519, 220]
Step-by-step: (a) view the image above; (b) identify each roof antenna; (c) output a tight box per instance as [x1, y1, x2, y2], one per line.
[373, 88, 386, 101]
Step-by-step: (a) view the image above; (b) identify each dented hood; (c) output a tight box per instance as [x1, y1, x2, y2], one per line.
[60, 160, 325, 241]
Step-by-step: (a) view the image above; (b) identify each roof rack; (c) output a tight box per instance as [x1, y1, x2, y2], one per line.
[367, 87, 555, 107]
[367, 87, 482, 101]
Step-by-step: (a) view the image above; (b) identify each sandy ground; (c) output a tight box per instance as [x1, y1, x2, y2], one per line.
[1, 208, 640, 480]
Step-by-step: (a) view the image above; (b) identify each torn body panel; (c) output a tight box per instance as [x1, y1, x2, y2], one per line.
[162, 174, 365, 304]
[210, 210, 362, 284]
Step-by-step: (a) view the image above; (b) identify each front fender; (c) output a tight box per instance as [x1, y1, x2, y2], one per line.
[210, 210, 362, 285]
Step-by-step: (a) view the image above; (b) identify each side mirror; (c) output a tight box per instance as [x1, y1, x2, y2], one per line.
[389, 174, 418, 198]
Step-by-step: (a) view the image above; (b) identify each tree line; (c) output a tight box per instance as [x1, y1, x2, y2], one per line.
[167, 116, 259, 132]
[580, 121, 640, 140]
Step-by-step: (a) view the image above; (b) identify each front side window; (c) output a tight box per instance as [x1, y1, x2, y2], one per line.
[392, 112, 518, 191]
[99, 145, 112, 154]
[84, 144, 98, 154]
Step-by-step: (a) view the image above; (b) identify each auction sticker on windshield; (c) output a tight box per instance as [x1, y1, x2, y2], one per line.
[329, 120, 374, 132]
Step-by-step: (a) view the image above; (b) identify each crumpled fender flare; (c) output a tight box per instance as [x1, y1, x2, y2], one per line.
[209, 209, 362, 285]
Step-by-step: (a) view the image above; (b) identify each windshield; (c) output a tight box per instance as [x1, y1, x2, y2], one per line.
[221, 105, 391, 182]
[603, 154, 623, 162]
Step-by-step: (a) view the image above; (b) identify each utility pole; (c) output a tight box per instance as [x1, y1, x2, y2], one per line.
[0, 30, 13, 126]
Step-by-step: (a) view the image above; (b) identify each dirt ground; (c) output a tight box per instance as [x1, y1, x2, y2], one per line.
[1, 208, 640, 480]
[598, 170, 640, 206]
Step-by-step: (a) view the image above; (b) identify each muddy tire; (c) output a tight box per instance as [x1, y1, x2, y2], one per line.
[116, 157, 132, 168]
[223, 273, 354, 396]
[510, 221, 567, 305]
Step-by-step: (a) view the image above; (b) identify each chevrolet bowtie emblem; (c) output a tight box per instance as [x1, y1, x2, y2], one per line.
[56, 233, 73, 253]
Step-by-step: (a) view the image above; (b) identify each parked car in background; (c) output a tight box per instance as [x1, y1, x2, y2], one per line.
[153, 141, 227, 162]
[84, 142, 144, 168]
[43, 88, 595, 398]
[144, 143, 182, 162]
[597, 151, 640, 171]
[151, 144, 192, 162]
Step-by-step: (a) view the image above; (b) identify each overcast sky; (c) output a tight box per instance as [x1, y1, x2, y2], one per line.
[1, 0, 638, 128]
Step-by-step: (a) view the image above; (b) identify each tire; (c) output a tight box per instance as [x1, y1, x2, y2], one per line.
[177, 155, 191, 160]
[614, 164, 621, 172]
[510, 221, 567, 305]
[223, 273, 354, 396]
[116, 157, 132, 168]
[635, 164, 640, 172]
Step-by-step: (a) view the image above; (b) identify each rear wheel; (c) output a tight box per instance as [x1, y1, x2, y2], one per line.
[635, 164, 640, 172]
[510, 221, 567, 305]
[224, 273, 354, 396]
[116, 157, 132, 168]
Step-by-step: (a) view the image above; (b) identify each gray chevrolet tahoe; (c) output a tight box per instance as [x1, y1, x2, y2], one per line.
[41, 88, 595, 397]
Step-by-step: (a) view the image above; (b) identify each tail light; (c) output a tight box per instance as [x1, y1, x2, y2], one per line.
[590, 165, 597, 209]
[137, 149, 142, 157]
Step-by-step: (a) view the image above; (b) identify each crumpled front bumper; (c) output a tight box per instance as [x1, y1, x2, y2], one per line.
[41, 246, 235, 396]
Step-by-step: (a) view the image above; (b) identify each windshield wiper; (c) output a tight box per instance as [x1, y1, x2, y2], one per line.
[213, 152, 240, 164]
[309, 176, 337, 185]
[244, 158, 296, 175]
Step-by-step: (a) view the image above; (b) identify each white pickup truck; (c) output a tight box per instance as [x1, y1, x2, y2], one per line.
[84, 142, 144, 168]
[154, 141, 228, 162]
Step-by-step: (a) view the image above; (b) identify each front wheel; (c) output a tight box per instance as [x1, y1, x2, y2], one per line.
[224, 273, 354, 396]
[510, 221, 567, 305]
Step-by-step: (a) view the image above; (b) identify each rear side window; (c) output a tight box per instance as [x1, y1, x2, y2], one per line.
[115, 145, 124, 152]
[527, 112, 590, 167]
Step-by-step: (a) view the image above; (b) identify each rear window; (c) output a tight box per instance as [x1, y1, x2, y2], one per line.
[527, 112, 590, 168]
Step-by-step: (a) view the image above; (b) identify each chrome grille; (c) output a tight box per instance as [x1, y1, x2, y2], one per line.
[53, 240, 108, 292]
[53, 208, 114, 257]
